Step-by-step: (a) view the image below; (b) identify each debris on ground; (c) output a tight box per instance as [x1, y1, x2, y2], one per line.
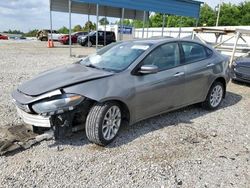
[0, 124, 53, 156]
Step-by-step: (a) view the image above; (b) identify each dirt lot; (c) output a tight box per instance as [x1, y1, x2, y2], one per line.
[0, 40, 249, 187]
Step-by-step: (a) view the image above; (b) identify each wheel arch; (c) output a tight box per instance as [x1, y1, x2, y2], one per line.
[103, 99, 130, 124]
[203, 76, 227, 102]
[212, 77, 227, 98]
[86, 97, 130, 124]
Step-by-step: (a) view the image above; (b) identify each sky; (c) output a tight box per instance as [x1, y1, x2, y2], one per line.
[0, 0, 245, 32]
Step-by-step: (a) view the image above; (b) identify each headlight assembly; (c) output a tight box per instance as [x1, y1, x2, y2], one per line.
[32, 94, 84, 116]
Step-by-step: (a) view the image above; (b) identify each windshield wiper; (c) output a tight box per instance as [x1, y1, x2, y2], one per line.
[85, 64, 98, 69]
[85, 64, 116, 72]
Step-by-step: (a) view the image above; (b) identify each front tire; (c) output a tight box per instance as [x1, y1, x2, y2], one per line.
[85, 102, 122, 146]
[202, 82, 224, 110]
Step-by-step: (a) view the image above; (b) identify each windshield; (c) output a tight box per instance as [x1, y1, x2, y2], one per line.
[80, 42, 151, 72]
[89, 31, 96, 36]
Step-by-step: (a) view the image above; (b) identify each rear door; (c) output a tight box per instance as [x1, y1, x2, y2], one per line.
[180, 42, 214, 104]
[131, 42, 186, 120]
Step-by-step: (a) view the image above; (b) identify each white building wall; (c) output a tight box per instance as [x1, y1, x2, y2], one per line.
[135, 26, 250, 45]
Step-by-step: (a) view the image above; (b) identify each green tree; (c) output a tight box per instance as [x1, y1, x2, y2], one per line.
[23, 29, 39, 37]
[3, 29, 24, 34]
[150, 13, 164, 27]
[116, 19, 132, 26]
[83, 21, 96, 31]
[73, 25, 82, 32]
[58, 26, 69, 34]
[132, 20, 143, 28]
[219, 3, 241, 26]
[99, 18, 109, 25]
[238, 1, 250, 25]
[198, 3, 216, 26]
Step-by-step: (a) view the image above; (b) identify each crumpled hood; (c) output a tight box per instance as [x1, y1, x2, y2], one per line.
[18, 63, 114, 96]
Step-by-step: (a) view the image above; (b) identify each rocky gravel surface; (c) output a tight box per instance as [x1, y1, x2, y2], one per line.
[0, 40, 249, 187]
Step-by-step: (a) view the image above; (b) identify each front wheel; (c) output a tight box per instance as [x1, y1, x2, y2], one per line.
[202, 82, 225, 110]
[85, 102, 122, 146]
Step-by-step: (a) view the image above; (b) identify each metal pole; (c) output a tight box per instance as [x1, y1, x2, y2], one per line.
[162, 14, 166, 37]
[121, 8, 125, 41]
[178, 16, 182, 38]
[146, 11, 149, 38]
[230, 32, 240, 65]
[195, 18, 199, 27]
[104, 16, 107, 45]
[142, 11, 146, 38]
[132, 19, 135, 39]
[96, 4, 99, 50]
[104, 6, 107, 45]
[88, 4, 90, 47]
[216, 0, 222, 27]
[49, 0, 53, 42]
[69, 0, 72, 56]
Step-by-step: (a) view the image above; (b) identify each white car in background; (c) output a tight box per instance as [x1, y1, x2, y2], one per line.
[37, 30, 63, 41]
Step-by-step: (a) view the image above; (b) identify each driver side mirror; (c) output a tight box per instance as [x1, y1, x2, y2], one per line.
[138, 65, 159, 74]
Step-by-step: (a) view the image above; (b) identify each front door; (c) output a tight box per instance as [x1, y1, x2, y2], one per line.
[131, 42, 186, 121]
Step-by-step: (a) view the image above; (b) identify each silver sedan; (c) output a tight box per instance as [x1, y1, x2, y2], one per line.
[12, 38, 230, 146]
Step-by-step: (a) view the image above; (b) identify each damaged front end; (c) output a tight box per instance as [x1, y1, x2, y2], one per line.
[12, 89, 93, 139]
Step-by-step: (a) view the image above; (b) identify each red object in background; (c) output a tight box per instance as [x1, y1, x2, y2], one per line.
[59, 32, 86, 45]
[59, 35, 71, 44]
[0, 34, 8, 40]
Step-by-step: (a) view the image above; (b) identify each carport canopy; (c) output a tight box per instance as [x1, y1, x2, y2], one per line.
[51, 0, 202, 19]
[49, 0, 203, 56]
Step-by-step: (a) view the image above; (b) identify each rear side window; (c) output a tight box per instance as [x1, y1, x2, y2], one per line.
[107, 32, 115, 38]
[181, 42, 210, 64]
[206, 48, 213, 56]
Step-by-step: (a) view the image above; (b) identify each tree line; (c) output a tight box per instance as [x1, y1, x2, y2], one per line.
[118, 1, 250, 28]
[3, 1, 250, 37]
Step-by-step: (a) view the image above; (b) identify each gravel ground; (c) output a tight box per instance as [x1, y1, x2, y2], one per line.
[0, 40, 249, 188]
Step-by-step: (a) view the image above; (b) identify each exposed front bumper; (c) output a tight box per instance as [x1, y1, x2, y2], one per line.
[16, 107, 51, 128]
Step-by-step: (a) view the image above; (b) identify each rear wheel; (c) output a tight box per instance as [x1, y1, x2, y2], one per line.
[202, 82, 224, 110]
[41, 37, 48, 41]
[85, 102, 122, 146]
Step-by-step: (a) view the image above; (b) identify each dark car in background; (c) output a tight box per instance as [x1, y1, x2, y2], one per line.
[78, 31, 116, 47]
[12, 38, 229, 146]
[59, 31, 88, 45]
[231, 54, 250, 83]
[0, 34, 8, 40]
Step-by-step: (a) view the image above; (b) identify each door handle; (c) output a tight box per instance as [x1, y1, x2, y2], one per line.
[207, 63, 215, 68]
[174, 72, 185, 77]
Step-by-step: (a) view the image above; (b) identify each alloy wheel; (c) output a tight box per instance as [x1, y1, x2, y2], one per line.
[102, 105, 121, 141]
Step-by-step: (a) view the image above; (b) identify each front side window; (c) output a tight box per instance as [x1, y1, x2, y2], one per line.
[181, 42, 208, 64]
[80, 42, 151, 72]
[98, 32, 104, 37]
[142, 43, 180, 70]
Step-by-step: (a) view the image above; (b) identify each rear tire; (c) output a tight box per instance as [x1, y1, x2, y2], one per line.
[202, 82, 225, 110]
[85, 102, 122, 146]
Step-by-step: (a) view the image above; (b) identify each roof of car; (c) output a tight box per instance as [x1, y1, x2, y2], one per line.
[125, 38, 178, 45]
[128, 37, 210, 47]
